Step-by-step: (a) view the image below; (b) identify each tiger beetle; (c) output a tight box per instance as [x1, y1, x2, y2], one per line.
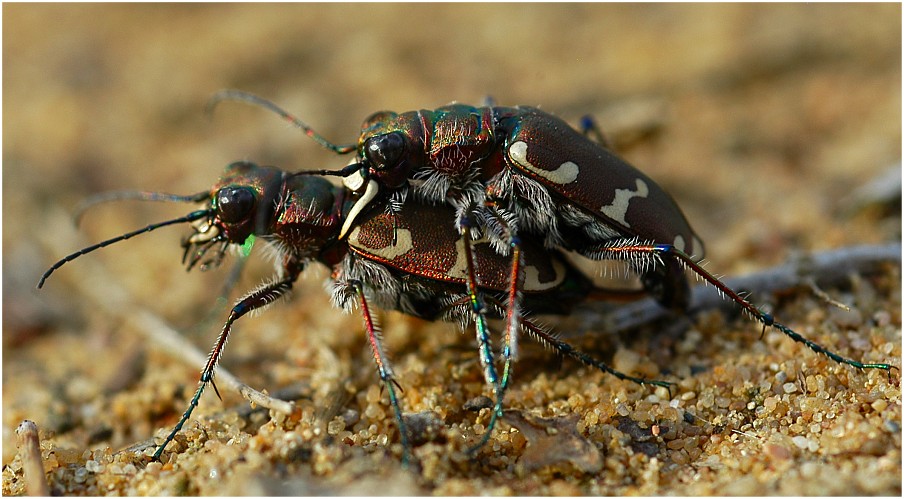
[38, 94, 898, 463]
[40, 160, 689, 463]
[204, 92, 898, 449]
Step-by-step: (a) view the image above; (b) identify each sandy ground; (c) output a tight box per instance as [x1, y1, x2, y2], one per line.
[3, 4, 901, 495]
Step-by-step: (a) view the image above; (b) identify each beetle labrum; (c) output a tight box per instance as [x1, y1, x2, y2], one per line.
[39, 160, 678, 461]
[204, 92, 898, 447]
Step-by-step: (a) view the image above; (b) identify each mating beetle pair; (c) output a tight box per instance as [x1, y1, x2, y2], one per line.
[39, 159, 671, 460]
[211, 92, 712, 448]
[215, 91, 702, 310]
[211, 92, 895, 447]
[39, 94, 895, 462]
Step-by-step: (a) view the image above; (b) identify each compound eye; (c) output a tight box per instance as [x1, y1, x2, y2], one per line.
[364, 131, 406, 170]
[216, 187, 255, 223]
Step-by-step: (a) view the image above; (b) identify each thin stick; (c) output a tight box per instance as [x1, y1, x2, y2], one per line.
[580, 243, 902, 333]
[16, 420, 49, 497]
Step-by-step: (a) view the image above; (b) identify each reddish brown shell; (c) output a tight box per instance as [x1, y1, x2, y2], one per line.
[347, 203, 568, 293]
[503, 108, 705, 260]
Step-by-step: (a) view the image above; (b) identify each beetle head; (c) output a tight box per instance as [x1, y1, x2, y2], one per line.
[358, 111, 425, 189]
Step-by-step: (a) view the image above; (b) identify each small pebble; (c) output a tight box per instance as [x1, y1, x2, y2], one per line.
[764, 443, 791, 461]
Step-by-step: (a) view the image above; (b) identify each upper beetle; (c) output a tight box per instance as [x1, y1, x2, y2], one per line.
[209, 92, 703, 313]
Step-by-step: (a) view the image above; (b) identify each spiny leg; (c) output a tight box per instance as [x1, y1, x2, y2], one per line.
[482, 204, 524, 392]
[457, 216, 505, 453]
[152, 272, 297, 461]
[437, 292, 671, 452]
[347, 280, 410, 464]
[484, 296, 673, 393]
[501, 236, 522, 396]
[589, 240, 897, 376]
[467, 228, 525, 453]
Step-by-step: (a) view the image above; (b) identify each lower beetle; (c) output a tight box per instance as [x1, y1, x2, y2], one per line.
[39, 160, 678, 462]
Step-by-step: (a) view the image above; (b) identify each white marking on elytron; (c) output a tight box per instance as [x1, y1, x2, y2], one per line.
[599, 178, 649, 228]
[673, 234, 686, 252]
[509, 141, 579, 185]
[348, 225, 414, 260]
[446, 235, 566, 290]
[522, 260, 566, 291]
[448, 237, 472, 280]
[340, 179, 379, 239]
[447, 235, 492, 281]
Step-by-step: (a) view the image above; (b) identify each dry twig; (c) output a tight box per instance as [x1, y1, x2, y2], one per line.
[15, 420, 49, 497]
[581, 243, 901, 332]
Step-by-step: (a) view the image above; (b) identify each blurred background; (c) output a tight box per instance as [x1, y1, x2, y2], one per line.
[3, 3, 900, 495]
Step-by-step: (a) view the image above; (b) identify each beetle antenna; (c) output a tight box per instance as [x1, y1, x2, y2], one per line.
[38, 209, 214, 289]
[289, 161, 364, 179]
[206, 90, 358, 155]
[74, 190, 210, 226]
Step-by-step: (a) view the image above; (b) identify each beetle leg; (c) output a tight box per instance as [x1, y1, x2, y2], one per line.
[577, 237, 687, 310]
[385, 187, 409, 247]
[587, 240, 896, 375]
[457, 215, 507, 452]
[651, 244, 896, 373]
[519, 309, 673, 394]
[480, 189, 524, 389]
[489, 210, 523, 417]
[153, 268, 300, 461]
[464, 233, 524, 454]
[483, 295, 673, 391]
[460, 219, 500, 386]
[501, 235, 522, 391]
[347, 279, 411, 464]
